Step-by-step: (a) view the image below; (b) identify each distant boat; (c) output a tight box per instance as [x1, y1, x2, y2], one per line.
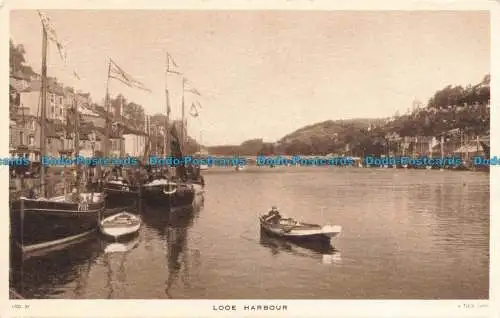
[199, 164, 209, 171]
[99, 211, 141, 240]
[235, 165, 245, 171]
[259, 211, 341, 243]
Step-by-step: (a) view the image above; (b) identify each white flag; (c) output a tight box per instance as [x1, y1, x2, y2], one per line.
[37, 10, 80, 80]
[166, 52, 181, 75]
[109, 58, 151, 92]
[183, 77, 201, 96]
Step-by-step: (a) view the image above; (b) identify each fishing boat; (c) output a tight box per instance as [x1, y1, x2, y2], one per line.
[142, 54, 197, 208]
[99, 211, 141, 240]
[104, 176, 141, 207]
[10, 13, 106, 255]
[142, 176, 195, 207]
[259, 209, 341, 243]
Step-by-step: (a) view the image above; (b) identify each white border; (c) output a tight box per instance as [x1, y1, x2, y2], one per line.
[1, 1, 498, 317]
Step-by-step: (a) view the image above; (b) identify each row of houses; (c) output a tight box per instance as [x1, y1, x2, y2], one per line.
[9, 70, 148, 162]
[384, 133, 489, 159]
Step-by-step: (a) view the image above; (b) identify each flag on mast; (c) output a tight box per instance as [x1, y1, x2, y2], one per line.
[166, 52, 181, 75]
[109, 58, 152, 92]
[189, 101, 201, 117]
[183, 78, 201, 96]
[37, 10, 80, 80]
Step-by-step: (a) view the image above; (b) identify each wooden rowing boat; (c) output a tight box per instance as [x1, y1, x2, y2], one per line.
[100, 212, 141, 240]
[259, 213, 341, 243]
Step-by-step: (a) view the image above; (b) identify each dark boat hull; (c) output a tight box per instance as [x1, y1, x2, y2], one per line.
[142, 184, 195, 208]
[259, 216, 341, 244]
[259, 228, 336, 254]
[10, 197, 105, 253]
[104, 183, 141, 208]
[260, 225, 333, 244]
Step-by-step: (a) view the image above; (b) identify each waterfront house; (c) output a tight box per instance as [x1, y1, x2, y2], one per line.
[19, 78, 66, 124]
[123, 127, 148, 158]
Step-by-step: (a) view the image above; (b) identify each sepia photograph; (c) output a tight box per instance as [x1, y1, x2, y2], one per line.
[6, 4, 493, 312]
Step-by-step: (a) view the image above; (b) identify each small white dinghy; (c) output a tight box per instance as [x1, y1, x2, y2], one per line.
[100, 212, 141, 240]
[260, 208, 341, 242]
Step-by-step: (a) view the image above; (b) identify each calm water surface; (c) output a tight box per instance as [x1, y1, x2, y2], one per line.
[10, 167, 489, 299]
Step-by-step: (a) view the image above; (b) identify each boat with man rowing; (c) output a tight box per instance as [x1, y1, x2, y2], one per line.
[259, 207, 342, 243]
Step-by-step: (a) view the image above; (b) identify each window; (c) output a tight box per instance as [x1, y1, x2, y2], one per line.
[59, 97, 63, 104]
[19, 132, 24, 144]
[28, 135, 34, 146]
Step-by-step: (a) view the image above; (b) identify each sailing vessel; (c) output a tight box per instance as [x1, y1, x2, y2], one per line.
[101, 70, 144, 206]
[10, 13, 105, 254]
[142, 53, 195, 208]
[104, 176, 142, 207]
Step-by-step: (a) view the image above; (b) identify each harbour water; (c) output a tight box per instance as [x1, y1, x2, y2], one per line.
[10, 167, 489, 299]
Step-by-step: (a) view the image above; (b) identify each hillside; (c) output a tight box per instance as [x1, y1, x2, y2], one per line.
[209, 74, 490, 156]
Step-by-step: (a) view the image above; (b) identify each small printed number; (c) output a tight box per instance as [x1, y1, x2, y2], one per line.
[11, 304, 30, 309]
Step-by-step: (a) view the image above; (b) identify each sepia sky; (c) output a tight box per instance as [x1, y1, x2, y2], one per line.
[10, 10, 490, 145]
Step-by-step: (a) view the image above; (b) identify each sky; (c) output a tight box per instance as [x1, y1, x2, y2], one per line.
[10, 10, 490, 145]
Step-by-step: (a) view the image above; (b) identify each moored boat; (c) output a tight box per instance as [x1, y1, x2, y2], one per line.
[99, 211, 141, 240]
[142, 177, 195, 207]
[259, 208, 341, 243]
[103, 177, 141, 207]
[9, 14, 107, 256]
[10, 193, 106, 254]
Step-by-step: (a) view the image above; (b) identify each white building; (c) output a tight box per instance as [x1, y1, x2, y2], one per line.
[123, 129, 147, 158]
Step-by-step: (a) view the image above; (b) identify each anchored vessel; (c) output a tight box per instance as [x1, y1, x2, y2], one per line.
[142, 53, 196, 209]
[104, 176, 142, 207]
[10, 13, 105, 254]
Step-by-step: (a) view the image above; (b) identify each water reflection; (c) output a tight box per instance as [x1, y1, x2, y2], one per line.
[153, 197, 204, 298]
[102, 235, 140, 299]
[259, 229, 341, 264]
[10, 235, 102, 299]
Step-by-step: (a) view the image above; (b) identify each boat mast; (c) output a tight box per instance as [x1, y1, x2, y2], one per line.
[164, 53, 171, 160]
[181, 78, 185, 153]
[440, 135, 444, 159]
[73, 95, 80, 193]
[104, 60, 112, 158]
[102, 59, 112, 177]
[39, 23, 48, 197]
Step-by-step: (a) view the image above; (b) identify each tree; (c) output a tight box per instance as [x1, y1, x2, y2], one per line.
[10, 39, 34, 75]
